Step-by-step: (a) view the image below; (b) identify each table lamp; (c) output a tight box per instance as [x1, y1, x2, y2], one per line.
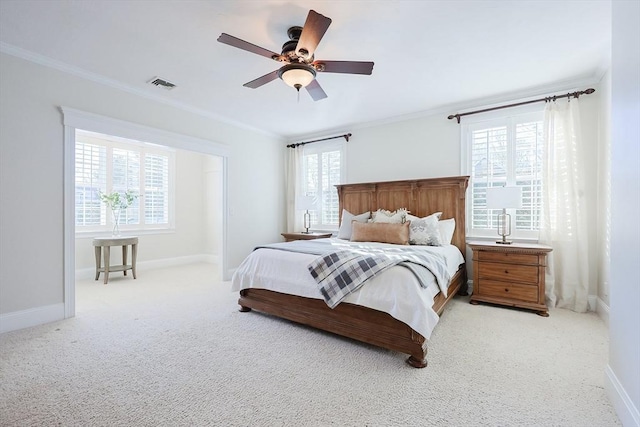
[486, 186, 522, 244]
[296, 195, 317, 234]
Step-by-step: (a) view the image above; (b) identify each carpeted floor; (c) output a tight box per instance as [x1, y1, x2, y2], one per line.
[0, 263, 620, 426]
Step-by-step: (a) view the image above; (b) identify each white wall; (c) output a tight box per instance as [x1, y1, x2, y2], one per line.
[346, 113, 461, 183]
[0, 52, 285, 318]
[74, 149, 219, 271]
[607, 1, 640, 426]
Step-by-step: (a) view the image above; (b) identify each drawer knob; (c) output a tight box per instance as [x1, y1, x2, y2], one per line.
[505, 288, 509, 292]
[504, 270, 509, 274]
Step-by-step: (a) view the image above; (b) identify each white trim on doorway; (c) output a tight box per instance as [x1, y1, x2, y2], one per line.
[61, 106, 231, 319]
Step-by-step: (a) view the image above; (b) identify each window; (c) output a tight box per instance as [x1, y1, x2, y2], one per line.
[302, 141, 346, 230]
[463, 111, 543, 239]
[75, 129, 174, 233]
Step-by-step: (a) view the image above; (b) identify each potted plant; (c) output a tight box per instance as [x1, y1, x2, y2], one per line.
[99, 190, 138, 236]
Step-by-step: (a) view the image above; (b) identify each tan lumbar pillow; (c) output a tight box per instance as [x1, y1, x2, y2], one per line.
[350, 221, 410, 245]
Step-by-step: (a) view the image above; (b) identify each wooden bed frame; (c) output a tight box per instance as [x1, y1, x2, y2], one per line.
[238, 176, 470, 367]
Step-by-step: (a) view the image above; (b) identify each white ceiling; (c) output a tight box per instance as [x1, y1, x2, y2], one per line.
[0, 0, 611, 140]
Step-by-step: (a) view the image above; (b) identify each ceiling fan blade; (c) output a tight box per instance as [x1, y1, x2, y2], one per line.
[243, 70, 280, 89]
[306, 79, 328, 101]
[218, 33, 280, 60]
[314, 60, 374, 75]
[296, 10, 332, 59]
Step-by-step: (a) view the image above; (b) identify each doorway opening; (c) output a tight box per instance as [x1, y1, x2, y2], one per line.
[62, 107, 230, 318]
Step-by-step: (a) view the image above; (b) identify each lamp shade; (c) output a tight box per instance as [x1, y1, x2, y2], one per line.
[486, 186, 522, 209]
[296, 195, 317, 211]
[279, 64, 316, 88]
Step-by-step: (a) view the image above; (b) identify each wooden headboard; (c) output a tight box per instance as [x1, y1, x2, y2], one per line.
[336, 176, 469, 257]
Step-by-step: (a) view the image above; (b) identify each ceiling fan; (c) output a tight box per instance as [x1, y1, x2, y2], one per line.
[217, 9, 374, 101]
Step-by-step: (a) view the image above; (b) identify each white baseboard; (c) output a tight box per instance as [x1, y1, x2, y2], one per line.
[597, 297, 610, 326]
[75, 254, 219, 280]
[0, 303, 65, 334]
[605, 365, 640, 427]
[136, 254, 218, 270]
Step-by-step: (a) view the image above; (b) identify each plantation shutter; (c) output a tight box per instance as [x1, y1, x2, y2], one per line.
[112, 148, 141, 225]
[466, 111, 543, 239]
[302, 141, 344, 229]
[75, 142, 106, 226]
[470, 125, 508, 230]
[514, 121, 543, 231]
[75, 129, 173, 232]
[144, 154, 169, 224]
[321, 149, 341, 226]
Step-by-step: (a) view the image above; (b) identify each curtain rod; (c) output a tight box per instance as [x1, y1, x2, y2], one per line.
[287, 133, 352, 148]
[447, 88, 596, 123]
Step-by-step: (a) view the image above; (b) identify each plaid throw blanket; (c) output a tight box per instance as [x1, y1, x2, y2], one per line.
[307, 246, 451, 309]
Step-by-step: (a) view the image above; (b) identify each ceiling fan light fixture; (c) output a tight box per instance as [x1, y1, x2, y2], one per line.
[278, 64, 316, 89]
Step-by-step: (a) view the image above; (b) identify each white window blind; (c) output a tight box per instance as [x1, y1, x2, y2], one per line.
[464, 111, 543, 239]
[302, 141, 345, 230]
[145, 154, 169, 224]
[112, 148, 141, 225]
[75, 143, 106, 226]
[75, 130, 174, 233]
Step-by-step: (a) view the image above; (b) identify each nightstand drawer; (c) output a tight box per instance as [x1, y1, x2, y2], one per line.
[477, 251, 539, 265]
[478, 262, 539, 285]
[478, 280, 539, 303]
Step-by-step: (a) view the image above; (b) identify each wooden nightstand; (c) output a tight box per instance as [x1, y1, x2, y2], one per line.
[281, 232, 333, 242]
[468, 241, 552, 316]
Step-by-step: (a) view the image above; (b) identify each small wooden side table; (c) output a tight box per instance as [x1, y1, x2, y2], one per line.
[281, 232, 332, 242]
[92, 236, 138, 284]
[468, 241, 552, 316]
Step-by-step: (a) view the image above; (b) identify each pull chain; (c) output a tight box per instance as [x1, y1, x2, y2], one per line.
[294, 83, 301, 103]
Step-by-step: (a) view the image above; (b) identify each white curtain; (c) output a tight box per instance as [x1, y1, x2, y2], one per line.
[285, 146, 305, 232]
[540, 99, 589, 312]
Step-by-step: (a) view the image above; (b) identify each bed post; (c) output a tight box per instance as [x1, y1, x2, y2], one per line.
[239, 290, 252, 312]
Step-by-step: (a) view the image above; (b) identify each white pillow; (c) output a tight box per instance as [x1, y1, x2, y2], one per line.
[371, 208, 408, 224]
[337, 209, 370, 239]
[438, 218, 456, 245]
[408, 212, 443, 246]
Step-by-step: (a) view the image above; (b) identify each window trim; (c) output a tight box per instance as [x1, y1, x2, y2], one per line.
[461, 105, 544, 240]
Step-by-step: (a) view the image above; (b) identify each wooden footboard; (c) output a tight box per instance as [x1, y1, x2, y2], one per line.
[238, 267, 466, 368]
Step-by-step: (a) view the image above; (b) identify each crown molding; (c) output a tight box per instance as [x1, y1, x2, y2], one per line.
[0, 42, 279, 139]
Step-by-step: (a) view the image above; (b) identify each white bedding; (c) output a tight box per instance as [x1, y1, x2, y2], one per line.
[231, 238, 465, 339]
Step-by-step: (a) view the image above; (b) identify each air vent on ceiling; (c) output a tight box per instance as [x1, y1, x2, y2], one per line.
[147, 76, 176, 90]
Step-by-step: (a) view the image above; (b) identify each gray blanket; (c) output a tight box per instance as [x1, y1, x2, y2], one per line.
[255, 240, 451, 308]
